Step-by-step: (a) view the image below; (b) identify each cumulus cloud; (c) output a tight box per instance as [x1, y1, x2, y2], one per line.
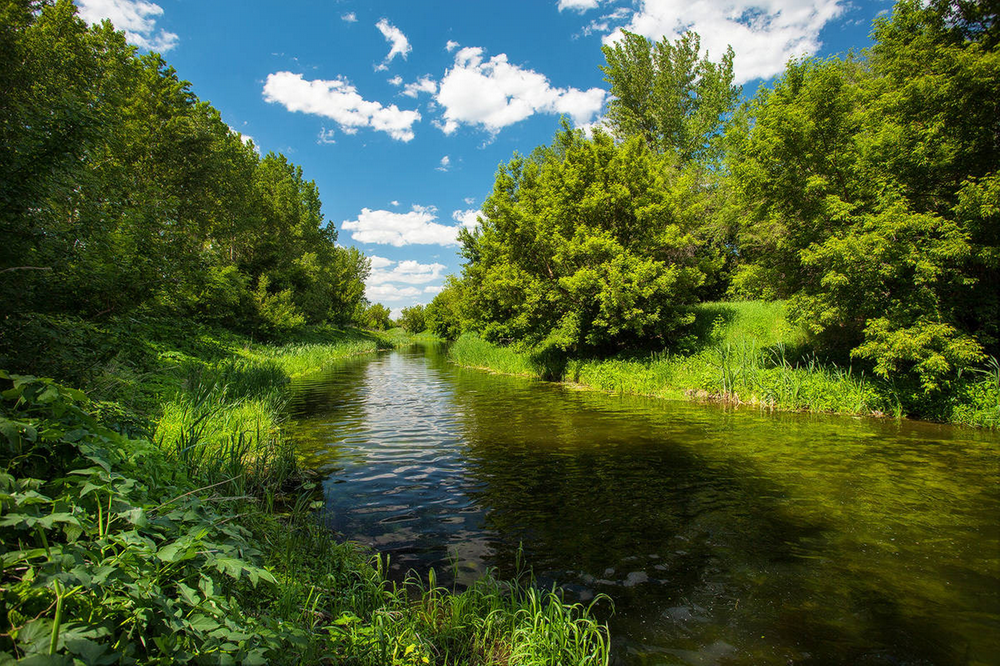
[402, 75, 438, 98]
[263, 72, 421, 141]
[375, 18, 411, 70]
[368, 284, 422, 302]
[341, 12, 357, 22]
[445, 40, 461, 52]
[608, 0, 845, 83]
[388, 75, 403, 86]
[437, 155, 451, 172]
[452, 209, 483, 229]
[342, 205, 462, 246]
[435, 46, 605, 134]
[558, 0, 602, 12]
[369, 259, 447, 285]
[424, 285, 445, 295]
[76, 0, 178, 51]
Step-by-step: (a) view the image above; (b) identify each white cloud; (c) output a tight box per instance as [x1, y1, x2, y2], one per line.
[368, 284, 422, 302]
[368, 255, 394, 269]
[341, 12, 357, 22]
[342, 205, 462, 246]
[390, 200, 400, 207]
[363, 256, 446, 306]
[317, 127, 337, 144]
[388, 75, 403, 86]
[435, 46, 605, 134]
[580, 7, 631, 36]
[610, 0, 845, 84]
[263, 72, 421, 142]
[437, 155, 451, 172]
[558, 0, 601, 12]
[375, 18, 411, 70]
[452, 209, 483, 229]
[401, 75, 438, 98]
[369, 259, 447, 285]
[76, 0, 178, 51]
[445, 40, 461, 52]
[464, 196, 476, 205]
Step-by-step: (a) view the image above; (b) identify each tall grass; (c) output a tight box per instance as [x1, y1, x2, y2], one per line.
[450, 334, 538, 377]
[449, 302, 1000, 427]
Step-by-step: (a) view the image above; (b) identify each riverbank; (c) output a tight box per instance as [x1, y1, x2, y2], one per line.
[449, 301, 999, 429]
[0, 316, 610, 664]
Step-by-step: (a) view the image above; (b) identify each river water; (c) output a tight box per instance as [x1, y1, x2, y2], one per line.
[287, 344, 999, 665]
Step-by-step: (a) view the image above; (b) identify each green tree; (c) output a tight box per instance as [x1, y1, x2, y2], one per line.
[425, 277, 468, 340]
[364, 303, 392, 331]
[601, 30, 739, 162]
[459, 127, 705, 353]
[728, 0, 998, 389]
[398, 304, 427, 333]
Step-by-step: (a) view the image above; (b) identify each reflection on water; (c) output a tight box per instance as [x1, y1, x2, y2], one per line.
[287, 344, 1000, 666]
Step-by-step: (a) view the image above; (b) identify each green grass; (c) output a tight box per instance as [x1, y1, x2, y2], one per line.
[1, 319, 607, 664]
[450, 301, 999, 428]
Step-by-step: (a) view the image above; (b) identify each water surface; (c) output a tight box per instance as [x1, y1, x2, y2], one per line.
[288, 344, 999, 665]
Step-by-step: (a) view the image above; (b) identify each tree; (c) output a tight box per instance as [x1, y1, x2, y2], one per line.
[458, 127, 705, 353]
[601, 30, 739, 163]
[728, 0, 998, 389]
[398, 305, 426, 333]
[364, 303, 392, 331]
[425, 277, 468, 340]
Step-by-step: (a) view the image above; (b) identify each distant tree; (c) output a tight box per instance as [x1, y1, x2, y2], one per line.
[425, 277, 468, 340]
[398, 304, 427, 333]
[364, 303, 392, 331]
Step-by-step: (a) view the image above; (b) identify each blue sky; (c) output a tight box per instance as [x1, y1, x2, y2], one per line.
[74, 0, 891, 316]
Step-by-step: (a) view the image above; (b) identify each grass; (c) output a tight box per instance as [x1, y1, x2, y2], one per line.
[0, 318, 609, 664]
[449, 301, 1000, 428]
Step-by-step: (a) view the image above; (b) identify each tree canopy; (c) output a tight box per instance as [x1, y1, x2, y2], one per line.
[0, 0, 369, 337]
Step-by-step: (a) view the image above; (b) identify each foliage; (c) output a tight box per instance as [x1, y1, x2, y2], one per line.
[728, 0, 999, 390]
[459, 127, 706, 354]
[601, 30, 739, 163]
[424, 277, 469, 340]
[398, 304, 427, 334]
[364, 303, 393, 331]
[450, 302, 1000, 428]
[0, 1, 368, 334]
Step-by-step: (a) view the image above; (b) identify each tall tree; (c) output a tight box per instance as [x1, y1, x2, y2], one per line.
[601, 30, 739, 163]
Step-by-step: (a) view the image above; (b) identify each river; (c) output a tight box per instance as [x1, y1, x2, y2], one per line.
[287, 344, 999, 665]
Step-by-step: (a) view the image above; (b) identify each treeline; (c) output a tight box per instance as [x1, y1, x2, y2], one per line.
[429, 0, 998, 395]
[0, 0, 368, 339]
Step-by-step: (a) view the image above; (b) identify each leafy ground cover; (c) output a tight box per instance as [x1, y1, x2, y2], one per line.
[449, 301, 999, 429]
[1, 320, 611, 664]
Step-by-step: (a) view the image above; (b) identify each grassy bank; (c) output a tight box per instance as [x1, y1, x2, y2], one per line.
[1, 317, 610, 664]
[450, 301, 999, 429]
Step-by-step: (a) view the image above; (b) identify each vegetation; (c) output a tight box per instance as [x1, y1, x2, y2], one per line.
[0, 0, 369, 337]
[450, 301, 1000, 429]
[398, 305, 427, 334]
[438, 0, 998, 427]
[363, 303, 393, 331]
[0, 325, 611, 664]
